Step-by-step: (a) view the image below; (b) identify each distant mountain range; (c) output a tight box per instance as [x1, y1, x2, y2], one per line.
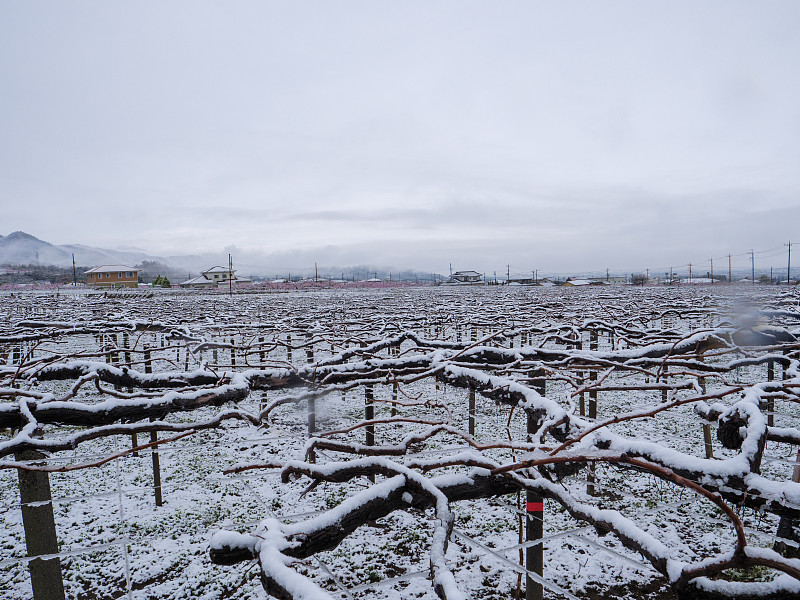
[0, 231, 427, 280]
[0, 231, 175, 269]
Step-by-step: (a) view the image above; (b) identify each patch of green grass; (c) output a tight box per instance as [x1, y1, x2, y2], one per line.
[723, 565, 774, 582]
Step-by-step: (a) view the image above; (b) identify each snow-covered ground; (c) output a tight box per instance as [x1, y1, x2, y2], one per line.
[1, 285, 798, 599]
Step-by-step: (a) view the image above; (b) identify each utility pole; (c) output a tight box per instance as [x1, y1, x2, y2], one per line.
[606, 268, 609, 282]
[315, 263, 318, 282]
[728, 254, 732, 284]
[72, 253, 77, 287]
[710, 258, 714, 285]
[228, 254, 233, 297]
[670, 266, 673, 284]
[449, 263, 452, 277]
[689, 262, 692, 283]
[750, 249, 755, 285]
[507, 264, 510, 284]
[787, 241, 793, 283]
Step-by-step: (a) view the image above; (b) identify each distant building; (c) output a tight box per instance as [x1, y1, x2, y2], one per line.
[85, 265, 138, 288]
[562, 278, 593, 287]
[587, 276, 627, 285]
[179, 265, 237, 289]
[564, 277, 616, 287]
[445, 270, 483, 285]
[202, 265, 236, 284]
[682, 277, 716, 284]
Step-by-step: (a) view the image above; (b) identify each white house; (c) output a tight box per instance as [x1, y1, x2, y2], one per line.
[444, 270, 483, 285]
[179, 266, 237, 289]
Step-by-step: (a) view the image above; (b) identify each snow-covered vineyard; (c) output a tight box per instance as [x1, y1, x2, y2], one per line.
[2, 285, 800, 600]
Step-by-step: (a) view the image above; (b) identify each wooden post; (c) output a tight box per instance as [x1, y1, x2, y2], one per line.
[391, 382, 398, 417]
[16, 450, 66, 600]
[698, 354, 706, 394]
[574, 338, 585, 416]
[661, 365, 669, 403]
[230, 339, 236, 366]
[468, 386, 476, 435]
[768, 359, 775, 428]
[588, 374, 597, 420]
[525, 409, 544, 600]
[588, 370, 597, 495]
[365, 386, 375, 446]
[775, 448, 800, 557]
[703, 425, 714, 459]
[785, 349, 790, 381]
[365, 386, 375, 483]
[111, 333, 119, 364]
[144, 346, 152, 374]
[307, 395, 317, 463]
[129, 343, 139, 455]
[287, 334, 292, 362]
[308, 397, 316, 436]
[150, 419, 163, 507]
[258, 337, 265, 363]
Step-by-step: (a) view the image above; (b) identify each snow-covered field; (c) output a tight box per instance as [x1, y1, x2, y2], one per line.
[1, 285, 799, 599]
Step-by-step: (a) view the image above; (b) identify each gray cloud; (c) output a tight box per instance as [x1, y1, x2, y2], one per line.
[1, 1, 798, 274]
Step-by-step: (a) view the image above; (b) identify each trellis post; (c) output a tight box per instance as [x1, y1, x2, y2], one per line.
[142, 348, 162, 506]
[767, 359, 775, 427]
[308, 395, 316, 437]
[307, 395, 317, 463]
[468, 386, 476, 436]
[16, 450, 66, 600]
[587, 369, 598, 495]
[365, 386, 375, 446]
[150, 417, 163, 507]
[526, 402, 544, 600]
[365, 385, 375, 482]
[306, 341, 314, 365]
[774, 448, 800, 558]
[698, 353, 713, 459]
[129, 343, 138, 455]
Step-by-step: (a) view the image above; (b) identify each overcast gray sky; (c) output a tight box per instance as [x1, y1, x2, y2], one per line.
[1, 1, 798, 275]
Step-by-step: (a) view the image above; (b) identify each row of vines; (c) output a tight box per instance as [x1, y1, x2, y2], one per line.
[1, 285, 799, 599]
